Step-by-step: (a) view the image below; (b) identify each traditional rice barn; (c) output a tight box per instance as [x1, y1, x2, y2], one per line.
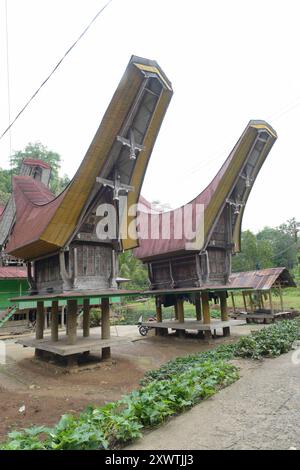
[4, 56, 173, 363]
[229, 267, 297, 322]
[134, 121, 278, 337]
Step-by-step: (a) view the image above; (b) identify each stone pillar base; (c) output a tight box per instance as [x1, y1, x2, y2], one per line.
[102, 347, 111, 360]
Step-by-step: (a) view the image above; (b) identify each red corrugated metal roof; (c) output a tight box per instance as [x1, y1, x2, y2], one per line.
[0, 204, 4, 217]
[134, 121, 276, 261]
[5, 176, 64, 255]
[23, 158, 51, 169]
[229, 267, 296, 290]
[0, 266, 27, 279]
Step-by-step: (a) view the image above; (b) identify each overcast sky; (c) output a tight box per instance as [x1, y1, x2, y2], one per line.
[0, 0, 300, 232]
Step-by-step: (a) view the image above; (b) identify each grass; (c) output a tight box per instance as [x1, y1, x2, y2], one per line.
[229, 287, 300, 311]
[2, 318, 300, 450]
[112, 299, 222, 325]
[111, 287, 300, 327]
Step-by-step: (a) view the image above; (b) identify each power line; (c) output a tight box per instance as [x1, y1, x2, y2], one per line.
[271, 240, 298, 259]
[0, 0, 113, 142]
[4, 0, 12, 157]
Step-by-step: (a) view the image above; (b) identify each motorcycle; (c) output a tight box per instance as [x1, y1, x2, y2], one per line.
[137, 315, 157, 336]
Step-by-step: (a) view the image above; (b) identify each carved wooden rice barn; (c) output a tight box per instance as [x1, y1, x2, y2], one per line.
[1, 55, 173, 363]
[134, 121, 278, 337]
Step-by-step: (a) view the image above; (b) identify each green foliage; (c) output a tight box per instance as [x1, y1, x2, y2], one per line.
[126, 361, 238, 427]
[119, 250, 149, 290]
[0, 168, 12, 205]
[232, 221, 300, 272]
[232, 230, 274, 272]
[234, 318, 300, 359]
[89, 308, 102, 327]
[141, 343, 237, 384]
[0, 142, 70, 202]
[257, 226, 297, 269]
[1, 426, 52, 450]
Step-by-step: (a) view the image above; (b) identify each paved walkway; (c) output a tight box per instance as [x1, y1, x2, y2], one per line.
[127, 351, 300, 450]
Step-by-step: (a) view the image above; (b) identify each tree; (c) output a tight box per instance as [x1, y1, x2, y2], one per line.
[0, 168, 12, 205]
[119, 250, 149, 290]
[232, 230, 274, 272]
[279, 218, 300, 243]
[2, 142, 70, 197]
[257, 226, 297, 269]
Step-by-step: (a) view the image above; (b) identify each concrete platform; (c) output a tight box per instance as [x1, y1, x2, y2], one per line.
[141, 319, 246, 332]
[17, 334, 130, 356]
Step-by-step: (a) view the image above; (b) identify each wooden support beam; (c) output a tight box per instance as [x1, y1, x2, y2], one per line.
[67, 299, 78, 345]
[175, 298, 185, 337]
[242, 291, 248, 312]
[51, 300, 59, 342]
[201, 292, 210, 324]
[201, 292, 211, 339]
[174, 301, 178, 320]
[195, 293, 202, 321]
[219, 292, 228, 321]
[249, 293, 255, 313]
[155, 297, 165, 336]
[260, 292, 265, 309]
[269, 289, 274, 314]
[231, 292, 236, 314]
[155, 297, 162, 322]
[36, 301, 44, 340]
[101, 297, 111, 359]
[220, 291, 230, 336]
[278, 284, 284, 312]
[176, 298, 185, 323]
[83, 298, 90, 338]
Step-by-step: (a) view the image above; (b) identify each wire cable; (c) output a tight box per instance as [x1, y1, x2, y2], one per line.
[0, 0, 113, 142]
[4, 0, 12, 156]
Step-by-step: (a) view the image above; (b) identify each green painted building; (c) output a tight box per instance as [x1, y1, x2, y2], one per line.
[0, 267, 29, 310]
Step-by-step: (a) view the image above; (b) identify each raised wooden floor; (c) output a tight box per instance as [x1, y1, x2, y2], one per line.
[17, 334, 129, 356]
[141, 319, 245, 332]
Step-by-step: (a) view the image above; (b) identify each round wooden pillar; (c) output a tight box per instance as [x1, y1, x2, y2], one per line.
[36, 301, 45, 340]
[220, 291, 228, 321]
[201, 292, 211, 339]
[51, 300, 59, 342]
[155, 296, 165, 336]
[220, 291, 230, 337]
[67, 299, 78, 345]
[101, 297, 111, 359]
[195, 293, 202, 321]
[201, 292, 210, 323]
[83, 298, 90, 338]
[176, 298, 185, 337]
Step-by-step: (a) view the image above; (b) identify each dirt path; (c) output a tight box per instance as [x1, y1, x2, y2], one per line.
[127, 351, 300, 450]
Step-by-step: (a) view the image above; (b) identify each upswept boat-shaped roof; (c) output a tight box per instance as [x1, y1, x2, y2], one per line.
[5, 56, 173, 260]
[134, 120, 277, 261]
